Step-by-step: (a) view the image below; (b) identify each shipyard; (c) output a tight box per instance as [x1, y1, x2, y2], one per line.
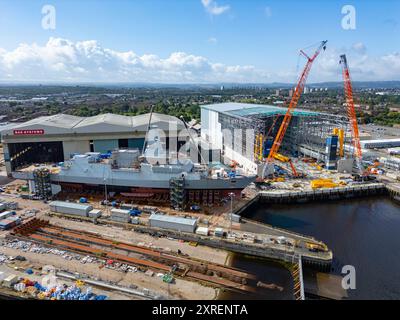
[0, 1, 399, 305]
[0, 41, 400, 301]
[0, 49, 399, 299]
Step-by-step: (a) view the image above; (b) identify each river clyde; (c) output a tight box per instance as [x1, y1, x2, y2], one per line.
[221, 197, 400, 300]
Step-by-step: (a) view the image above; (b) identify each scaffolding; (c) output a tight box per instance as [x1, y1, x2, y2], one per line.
[33, 168, 52, 200]
[169, 177, 186, 211]
[218, 108, 349, 164]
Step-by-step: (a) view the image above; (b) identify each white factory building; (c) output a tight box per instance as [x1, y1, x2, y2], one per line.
[1, 113, 187, 176]
[360, 138, 400, 150]
[200, 102, 343, 174]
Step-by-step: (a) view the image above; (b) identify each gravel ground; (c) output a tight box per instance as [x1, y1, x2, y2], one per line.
[0, 246, 217, 300]
[0, 256, 134, 300]
[47, 215, 229, 265]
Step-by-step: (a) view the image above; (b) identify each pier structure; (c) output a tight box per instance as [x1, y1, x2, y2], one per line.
[258, 183, 386, 204]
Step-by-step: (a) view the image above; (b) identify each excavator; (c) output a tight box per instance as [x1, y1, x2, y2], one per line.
[263, 40, 328, 178]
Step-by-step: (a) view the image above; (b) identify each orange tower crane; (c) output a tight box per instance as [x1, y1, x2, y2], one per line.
[339, 54, 363, 172]
[265, 40, 328, 177]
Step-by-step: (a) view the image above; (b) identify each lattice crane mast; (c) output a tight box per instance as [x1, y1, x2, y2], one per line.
[339, 54, 363, 173]
[265, 40, 328, 177]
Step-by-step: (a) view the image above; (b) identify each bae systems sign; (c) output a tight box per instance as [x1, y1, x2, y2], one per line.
[13, 129, 45, 135]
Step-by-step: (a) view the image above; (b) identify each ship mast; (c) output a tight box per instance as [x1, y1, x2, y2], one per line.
[180, 116, 207, 165]
[141, 104, 155, 155]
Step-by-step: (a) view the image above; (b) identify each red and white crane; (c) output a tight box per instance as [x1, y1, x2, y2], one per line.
[339, 54, 363, 173]
[264, 40, 328, 177]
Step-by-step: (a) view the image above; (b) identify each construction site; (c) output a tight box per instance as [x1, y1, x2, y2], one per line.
[0, 41, 400, 301]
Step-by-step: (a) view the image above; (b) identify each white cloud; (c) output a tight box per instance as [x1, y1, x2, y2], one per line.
[352, 42, 367, 55]
[0, 38, 398, 83]
[311, 46, 400, 82]
[208, 37, 218, 44]
[201, 0, 230, 16]
[0, 37, 267, 83]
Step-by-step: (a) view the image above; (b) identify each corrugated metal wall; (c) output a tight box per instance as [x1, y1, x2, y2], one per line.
[128, 138, 145, 149]
[63, 140, 90, 159]
[93, 139, 119, 153]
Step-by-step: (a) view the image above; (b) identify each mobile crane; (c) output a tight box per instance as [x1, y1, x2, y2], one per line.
[340, 54, 377, 182]
[263, 41, 328, 178]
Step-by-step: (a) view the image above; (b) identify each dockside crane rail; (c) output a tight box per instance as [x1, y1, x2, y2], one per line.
[265, 40, 328, 177]
[339, 54, 363, 173]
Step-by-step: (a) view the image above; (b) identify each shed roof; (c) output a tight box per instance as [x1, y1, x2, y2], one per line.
[149, 213, 197, 226]
[201, 102, 320, 118]
[1, 112, 185, 137]
[49, 201, 93, 211]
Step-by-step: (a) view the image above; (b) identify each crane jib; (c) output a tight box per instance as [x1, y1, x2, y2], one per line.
[267, 40, 328, 171]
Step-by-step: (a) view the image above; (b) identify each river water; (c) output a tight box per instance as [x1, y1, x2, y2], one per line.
[222, 196, 400, 300]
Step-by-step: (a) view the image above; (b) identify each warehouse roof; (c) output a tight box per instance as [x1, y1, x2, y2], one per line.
[1, 112, 185, 136]
[49, 201, 93, 211]
[149, 213, 197, 226]
[360, 138, 400, 148]
[201, 102, 320, 118]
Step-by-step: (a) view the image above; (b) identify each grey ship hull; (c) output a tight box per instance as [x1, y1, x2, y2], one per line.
[50, 173, 255, 190]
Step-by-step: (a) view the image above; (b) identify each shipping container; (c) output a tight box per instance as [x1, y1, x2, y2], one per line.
[195, 226, 209, 236]
[0, 210, 16, 220]
[2, 274, 18, 288]
[88, 209, 102, 218]
[149, 214, 197, 233]
[214, 228, 225, 237]
[110, 208, 131, 223]
[110, 208, 130, 223]
[0, 216, 21, 230]
[49, 201, 93, 217]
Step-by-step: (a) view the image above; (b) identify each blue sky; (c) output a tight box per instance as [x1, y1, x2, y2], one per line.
[0, 0, 398, 83]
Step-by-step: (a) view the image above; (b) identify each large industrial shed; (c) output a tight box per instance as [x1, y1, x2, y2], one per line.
[1, 112, 186, 175]
[201, 102, 348, 174]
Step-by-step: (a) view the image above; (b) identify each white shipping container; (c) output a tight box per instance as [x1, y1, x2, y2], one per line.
[214, 228, 224, 237]
[0, 211, 15, 220]
[195, 227, 209, 236]
[2, 274, 18, 288]
[88, 209, 102, 218]
[149, 214, 197, 233]
[49, 201, 93, 217]
[111, 209, 130, 216]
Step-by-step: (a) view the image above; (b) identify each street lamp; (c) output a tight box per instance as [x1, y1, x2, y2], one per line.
[228, 192, 235, 235]
[104, 177, 108, 215]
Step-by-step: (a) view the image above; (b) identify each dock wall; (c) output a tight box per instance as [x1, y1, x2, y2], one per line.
[129, 225, 332, 270]
[386, 184, 400, 203]
[258, 183, 387, 204]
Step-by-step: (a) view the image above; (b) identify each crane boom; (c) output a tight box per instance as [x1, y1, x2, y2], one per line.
[340, 54, 362, 171]
[266, 40, 327, 176]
